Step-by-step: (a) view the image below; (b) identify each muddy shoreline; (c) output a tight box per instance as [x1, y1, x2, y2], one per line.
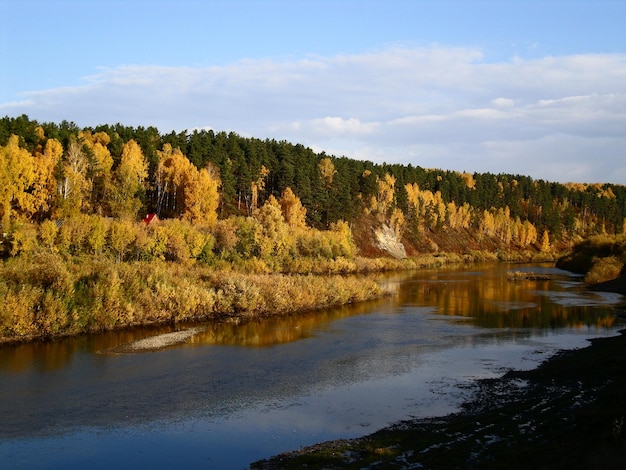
[252, 285, 626, 469]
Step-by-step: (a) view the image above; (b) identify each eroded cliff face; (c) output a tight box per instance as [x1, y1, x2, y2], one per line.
[374, 224, 407, 259]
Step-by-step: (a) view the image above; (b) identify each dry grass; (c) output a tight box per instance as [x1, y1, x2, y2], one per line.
[585, 256, 625, 284]
[0, 252, 385, 343]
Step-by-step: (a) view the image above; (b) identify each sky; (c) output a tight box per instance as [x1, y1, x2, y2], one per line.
[1, 0, 626, 185]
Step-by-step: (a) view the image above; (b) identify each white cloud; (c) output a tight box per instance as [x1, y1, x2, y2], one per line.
[280, 117, 379, 139]
[3, 46, 626, 184]
[491, 98, 516, 108]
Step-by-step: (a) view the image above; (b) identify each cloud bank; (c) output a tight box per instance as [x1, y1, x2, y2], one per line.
[2, 45, 626, 184]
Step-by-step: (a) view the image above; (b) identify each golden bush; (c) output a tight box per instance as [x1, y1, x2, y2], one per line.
[585, 256, 624, 284]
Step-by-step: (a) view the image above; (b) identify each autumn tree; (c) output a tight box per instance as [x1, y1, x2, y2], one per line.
[370, 173, 396, 220]
[254, 195, 290, 260]
[0, 135, 35, 228]
[58, 138, 91, 217]
[317, 157, 337, 226]
[110, 140, 148, 219]
[31, 138, 63, 220]
[154, 144, 191, 217]
[154, 144, 220, 225]
[279, 187, 307, 229]
[250, 165, 269, 215]
[183, 162, 220, 227]
[540, 230, 551, 253]
[319, 157, 336, 189]
[80, 130, 114, 213]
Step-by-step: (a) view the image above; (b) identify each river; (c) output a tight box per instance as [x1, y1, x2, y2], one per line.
[1, 263, 624, 468]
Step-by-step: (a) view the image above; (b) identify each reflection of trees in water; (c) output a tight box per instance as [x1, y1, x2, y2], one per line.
[189, 300, 387, 347]
[0, 325, 175, 373]
[394, 269, 620, 329]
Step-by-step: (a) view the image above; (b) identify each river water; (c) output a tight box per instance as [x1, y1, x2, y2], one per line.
[1, 263, 624, 468]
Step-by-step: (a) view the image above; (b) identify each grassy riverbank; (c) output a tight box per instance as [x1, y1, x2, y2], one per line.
[1, 245, 548, 344]
[0, 251, 392, 344]
[252, 276, 626, 469]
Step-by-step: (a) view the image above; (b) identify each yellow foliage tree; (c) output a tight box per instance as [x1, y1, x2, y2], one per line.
[110, 140, 148, 219]
[519, 220, 538, 246]
[30, 138, 63, 220]
[404, 183, 420, 218]
[81, 131, 114, 211]
[183, 163, 220, 227]
[540, 230, 551, 253]
[480, 210, 496, 237]
[390, 207, 405, 237]
[254, 195, 289, 259]
[318, 157, 336, 189]
[250, 165, 270, 214]
[372, 173, 396, 220]
[155, 144, 188, 216]
[155, 144, 219, 225]
[279, 187, 307, 229]
[58, 138, 91, 217]
[460, 172, 476, 189]
[0, 135, 35, 227]
[329, 220, 357, 258]
[38, 219, 59, 250]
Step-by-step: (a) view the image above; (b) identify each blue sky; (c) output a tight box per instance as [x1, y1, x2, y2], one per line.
[2, 0, 626, 184]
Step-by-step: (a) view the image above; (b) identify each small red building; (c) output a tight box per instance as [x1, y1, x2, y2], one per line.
[143, 213, 159, 225]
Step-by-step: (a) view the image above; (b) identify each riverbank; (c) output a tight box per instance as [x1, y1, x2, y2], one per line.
[252, 309, 626, 468]
[1, 252, 395, 344]
[1, 249, 551, 345]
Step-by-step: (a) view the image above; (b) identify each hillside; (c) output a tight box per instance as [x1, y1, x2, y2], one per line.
[2, 114, 625, 253]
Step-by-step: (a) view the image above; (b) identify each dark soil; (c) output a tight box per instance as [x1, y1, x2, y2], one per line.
[252, 326, 626, 469]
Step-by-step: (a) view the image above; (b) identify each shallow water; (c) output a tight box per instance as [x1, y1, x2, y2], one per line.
[0, 263, 624, 468]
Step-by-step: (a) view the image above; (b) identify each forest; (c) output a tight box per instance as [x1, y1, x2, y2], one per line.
[1, 114, 625, 342]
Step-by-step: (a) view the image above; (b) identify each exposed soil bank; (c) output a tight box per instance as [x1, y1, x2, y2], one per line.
[252, 325, 626, 469]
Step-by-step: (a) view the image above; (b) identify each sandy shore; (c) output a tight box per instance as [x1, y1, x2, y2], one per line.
[102, 327, 204, 353]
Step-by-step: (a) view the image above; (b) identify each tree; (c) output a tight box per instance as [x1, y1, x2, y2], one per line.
[0, 135, 35, 228]
[318, 157, 336, 189]
[254, 195, 289, 259]
[58, 138, 91, 217]
[154, 144, 189, 217]
[279, 187, 307, 229]
[31, 138, 63, 220]
[183, 163, 220, 227]
[154, 144, 220, 225]
[250, 165, 269, 214]
[372, 173, 396, 220]
[540, 230, 551, 253]
[80, 130, 114, 213]
[110, 140, 148, 219]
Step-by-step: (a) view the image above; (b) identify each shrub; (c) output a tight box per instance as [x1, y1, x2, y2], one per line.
[38, 219, 58, 249]
[7, 221, 38, 256]
[108, 220, 137, 262]
[585, 256, 624, 284]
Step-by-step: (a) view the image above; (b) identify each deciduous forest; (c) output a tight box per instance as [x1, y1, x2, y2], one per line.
[1, 114, 625, 342]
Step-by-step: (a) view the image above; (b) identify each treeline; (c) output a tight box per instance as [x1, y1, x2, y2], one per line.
[2, 114, 626, 258]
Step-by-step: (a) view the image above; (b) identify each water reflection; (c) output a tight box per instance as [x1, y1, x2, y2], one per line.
[186, 300, 386, 348]
[390, 264, 621, 329]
